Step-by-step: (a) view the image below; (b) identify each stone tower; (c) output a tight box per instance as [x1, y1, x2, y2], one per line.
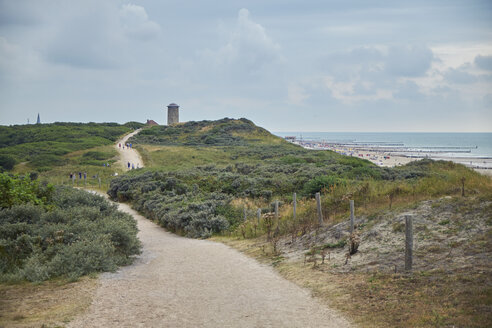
[167, 103, 179, 125]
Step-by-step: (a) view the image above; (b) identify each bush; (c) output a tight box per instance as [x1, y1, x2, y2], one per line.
[0, 186, 141, 282]
[0, 154, 16, 171]
[0, 173, 54, 209]
[303, 175, 346, 196]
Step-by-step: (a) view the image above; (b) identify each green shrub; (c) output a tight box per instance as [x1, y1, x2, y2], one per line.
[0, 173, 54, 209]
[0, 154, 16, 171]
[303, 175, 346, 196]
[0, 186, 141, 282]
[82, 151, 110, 160]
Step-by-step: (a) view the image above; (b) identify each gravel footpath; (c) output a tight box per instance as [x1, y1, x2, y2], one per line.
[115, 129, 144, 171]
[68, 201, 351, 328]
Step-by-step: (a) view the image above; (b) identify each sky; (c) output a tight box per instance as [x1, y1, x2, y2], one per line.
[0, 0, 491, 132]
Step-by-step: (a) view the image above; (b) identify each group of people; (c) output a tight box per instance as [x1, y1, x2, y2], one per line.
[119, 142, 133, 149]
[69, 172, 87, 180]
[127, 162, 139, 170]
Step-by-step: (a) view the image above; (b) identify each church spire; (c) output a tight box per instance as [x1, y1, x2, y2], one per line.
[36, 113, 40, 124]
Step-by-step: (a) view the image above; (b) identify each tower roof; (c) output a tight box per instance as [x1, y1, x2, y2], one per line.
[167, 103, 179, 108]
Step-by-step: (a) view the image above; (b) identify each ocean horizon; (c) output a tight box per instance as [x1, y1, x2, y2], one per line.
[273, 132, 492, 159]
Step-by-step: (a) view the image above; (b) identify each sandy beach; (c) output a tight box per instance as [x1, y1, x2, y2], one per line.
[297, 143, 492, 176]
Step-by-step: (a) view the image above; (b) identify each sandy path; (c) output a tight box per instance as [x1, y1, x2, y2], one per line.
[68, 201, 351, 328]
[115, 129, 144, 170]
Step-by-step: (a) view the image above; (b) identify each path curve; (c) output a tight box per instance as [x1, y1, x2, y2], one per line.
[115, 129, 144, 170]
[69, 199, 351, 328]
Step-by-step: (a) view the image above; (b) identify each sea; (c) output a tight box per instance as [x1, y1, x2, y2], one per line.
[273, 132, 492, 168]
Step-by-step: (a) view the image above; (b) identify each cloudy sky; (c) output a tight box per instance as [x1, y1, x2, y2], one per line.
[1, 0, 491, 132]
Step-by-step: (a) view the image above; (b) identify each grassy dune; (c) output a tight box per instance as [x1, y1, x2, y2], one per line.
[123, 118, 492, 327]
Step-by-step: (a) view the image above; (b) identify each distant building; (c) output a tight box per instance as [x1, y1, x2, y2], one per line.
[36, 113, 41, 124]
[167, 103, 179, 125]
[285, 136, 296, 142]
[146, 119, 158, 126]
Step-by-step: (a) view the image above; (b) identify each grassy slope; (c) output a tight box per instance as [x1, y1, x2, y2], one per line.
[0, 122, 145, 188]
[130, 118, 492, 327]
[215, 194, 492, 327]
[3, 118, 489, 326]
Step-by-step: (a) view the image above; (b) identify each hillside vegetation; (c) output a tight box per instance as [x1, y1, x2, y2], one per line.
[114, 118, 492, 326]
[0, 122, 143, 172]
[132, 118, 281, 146]
[0, 173, 141, 282]
[109, 118, 490, 239]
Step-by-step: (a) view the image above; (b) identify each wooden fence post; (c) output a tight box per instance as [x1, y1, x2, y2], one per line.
[405, 215, 413, 272]
[275, 200, 279, 221]
[98, 177, 101, 188]
[350, 200, 355, 233]
[257, 208, 261, 224]
[315, 192, 323, 225]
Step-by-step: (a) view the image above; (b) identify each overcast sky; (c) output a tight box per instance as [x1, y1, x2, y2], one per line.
[1, 0, 491, 132]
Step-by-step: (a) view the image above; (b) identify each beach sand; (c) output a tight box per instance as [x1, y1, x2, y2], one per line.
[306, 145, 492, 177]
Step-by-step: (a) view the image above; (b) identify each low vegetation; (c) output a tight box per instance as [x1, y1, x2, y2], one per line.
[112, 118, 488, 241]
[118, 117, 492, 327]
[0, 122, 143, 172]
[0, 173, 141, 282]
[2, 117, 490, 327]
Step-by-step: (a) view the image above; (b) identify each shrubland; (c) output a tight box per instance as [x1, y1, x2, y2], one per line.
[0, 173, 141, 282]
[109, 118, 490, 242]
[118, 118, 492, 326]
[0, 122, 143, 172]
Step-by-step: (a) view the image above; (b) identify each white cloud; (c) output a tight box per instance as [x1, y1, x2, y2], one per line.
[205, 8, 282, 75]
[119, 4, 161, 41]
[41, 2, 161, 69]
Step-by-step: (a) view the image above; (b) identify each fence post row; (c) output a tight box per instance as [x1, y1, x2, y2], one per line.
[405, 215, 413, 272]
[349, 200, 355, 233]
[315, 192, 323, 225]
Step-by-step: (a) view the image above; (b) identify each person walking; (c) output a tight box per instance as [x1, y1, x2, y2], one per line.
[78, 172, 82, 179]
[127, 162, 130, 169]
[119, 143, 121, 148]
[131, 163, 135, 169]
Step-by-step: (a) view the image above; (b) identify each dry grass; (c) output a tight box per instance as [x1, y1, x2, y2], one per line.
[214, 233, 492, 328]
[0, 277, 97, 327]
